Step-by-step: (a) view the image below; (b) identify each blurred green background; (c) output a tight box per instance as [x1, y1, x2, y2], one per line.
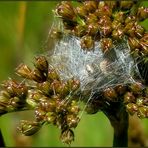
[0, 1, 148, 147]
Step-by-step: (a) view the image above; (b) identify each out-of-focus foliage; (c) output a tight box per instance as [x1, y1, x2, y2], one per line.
[0, 1, 148, 147]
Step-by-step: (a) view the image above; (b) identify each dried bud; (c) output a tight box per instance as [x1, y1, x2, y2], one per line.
[48, 70, 60, 81]
[87, 23, 99, 36]
[126, 103, 138, 115]
[128, 37, 140, 50]
[67, 114, 80, 128]
[37, 81, 52, 95]
[120, 1, 133, 10]
[35, 108, 46, 122]
[34, 56, 48, 73]
[137, 7, 148, 21]
[103, 87, 117, 102]
[18, 120, 41, 136]
[73, 25, 87, 37]
[80, 35, 94, 50]
[56, 1, 76, 21]
[112, 27, 124, 40]
[100, 38, 113, 53]
[113, 11, 125, 23]
[46, 112, 56, 123]
[86, 13, 98, 24]
[115, 85, 127, 95]
[39, 99, 56, 112]
[2, 79, 27, 98]
[96, 3, 112, 17]
[83, 1, 98, 13]
[31, 69, 46, 83]
[130, 82, 143, 95]
[76, 6, 87, 18]
[16, 64, 32, 79]
[60, 129, 74, 145]
[137, 106, 148, 118]
[124, 92, 135, 104]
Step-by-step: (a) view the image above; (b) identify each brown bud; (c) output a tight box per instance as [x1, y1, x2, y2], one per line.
[115, 85, 127, 95]
[86, 13, 98, 24]
[48, 69, 60, 81]
[126, 103, 138, 115]
[113, 11, 125, 23]
[56, 1, 76, 21]
[31, 69, 46, 83]
[125, 16, 136, 24]
[66, 114, 80, 128]
[83, 1, 98, 13]
[80, 35, 94, 51]
[124, 92, 135, 104]
[100, 38, 113, 53]
[34, 56, 48, 74]
[130, 82, 143, 95]
[112, 27, 124, 40]
[39, 100, 56, 112]
[137, 106, 148, 118]
[96, 3, 112, 17]
[120, 1, 133, 10]
[137, 7, 148, 21]
[35, 108, 46, 122]
[76, 6, 87, 18]
[73, 25, 87, 37]
[16, 64, 32, 79]
[128, 37, 140, 50]
[37, 81, 52, 95]
[87, 23, 99, 36]
[18, 120, 41, 136]
[103, 87, 117, 102]
[60, 129, 74, 145]
[45, 112, 56, 123]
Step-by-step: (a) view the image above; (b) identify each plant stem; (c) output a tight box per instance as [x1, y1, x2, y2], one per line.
[102, 102, 129, 147]
[112, 110, 128, 147]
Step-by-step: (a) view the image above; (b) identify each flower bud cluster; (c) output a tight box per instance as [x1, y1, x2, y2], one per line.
[56, 1, 148, 57]
[85, 83, 148, 119]
[0, 56, 81, 145]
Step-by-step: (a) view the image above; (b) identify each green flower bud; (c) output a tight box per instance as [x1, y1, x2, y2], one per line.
[60, 129, 74, 145]
[125, 16, 136, 24]
[69, 104, 80, 115]
[136, 97, 144, 107]
[126, 103, 138, 115]
[34, 56, 48, 74]
[113, 11, 125, 23]
[112, 20, 122, 30]
[16, 63, 32, 79]
[87, 23, 99, 36]
[137, 106, 148, 118]
[124, 92, 135, 104]
[18, 120, 41, 136]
